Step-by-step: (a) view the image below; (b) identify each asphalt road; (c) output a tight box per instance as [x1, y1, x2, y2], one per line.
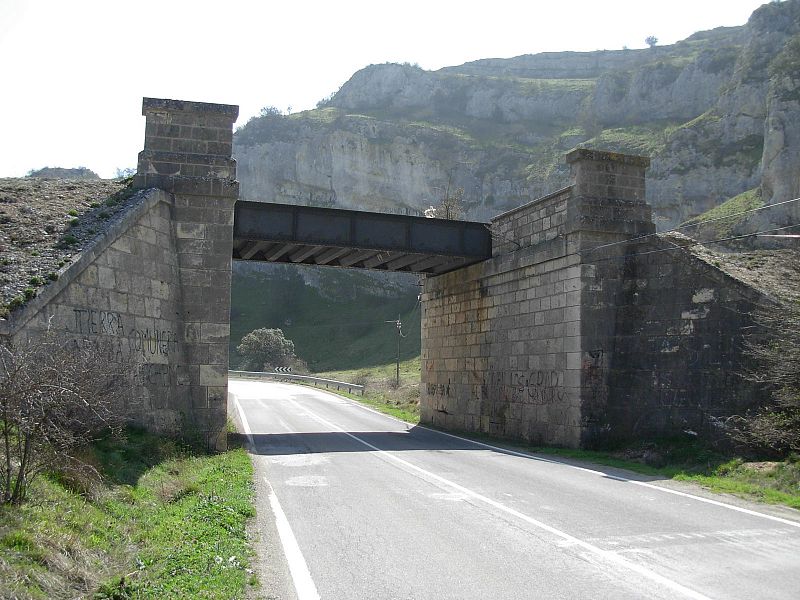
[230, 378, 800, 600]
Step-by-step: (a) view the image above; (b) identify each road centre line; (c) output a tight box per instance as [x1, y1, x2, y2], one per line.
[288, 397, 714, 600]
[301, 384, 800, 530]
[233, 394, 320, 600]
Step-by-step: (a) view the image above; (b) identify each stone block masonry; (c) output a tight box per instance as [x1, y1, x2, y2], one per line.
[2, 189, 192, 436]
[421, 149, 766, 448]
[0, 94, 768, 451]
[134, 98, 240, 448]
[1, 98, 239, 449]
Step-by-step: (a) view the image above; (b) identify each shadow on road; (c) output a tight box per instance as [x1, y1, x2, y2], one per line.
[244, 427, 668, 483]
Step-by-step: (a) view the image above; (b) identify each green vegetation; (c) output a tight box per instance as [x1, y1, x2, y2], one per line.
[69, 217, 79, 227]
[315, 356, 422, 423]
[289, 106, 343, 124]
[770, 35, 800, 78]
[27, 276, 43, 287]
[585, 122, 678, 156]
[7, 295, 25, 310]
[230, 264, 421, 371]
[674, 458, 800, 508]
[0, 429, 257, 599]
[236, 327, 297, 371]
[67, 209, 78, 217]
[444, 431, 800, 510]
[495, 441, 800, 510]
[684, 187, 764, 238]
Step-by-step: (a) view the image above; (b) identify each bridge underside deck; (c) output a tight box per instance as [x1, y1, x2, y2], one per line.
[232, 201, 492, 275]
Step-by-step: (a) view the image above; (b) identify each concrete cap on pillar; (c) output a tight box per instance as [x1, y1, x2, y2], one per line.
[142, 97, 239, 120]
[566, 148, 650, 168]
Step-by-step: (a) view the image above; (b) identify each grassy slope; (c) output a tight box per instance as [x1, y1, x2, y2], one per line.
[684, 187, 764, 238]
[0, 429, 257, 600]
[321, 359, 800, 511]
[231, 265, 421, 372]
[317, 356, 422, 423]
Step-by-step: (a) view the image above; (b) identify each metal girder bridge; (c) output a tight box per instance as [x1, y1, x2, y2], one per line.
[232, 202, 492, 275]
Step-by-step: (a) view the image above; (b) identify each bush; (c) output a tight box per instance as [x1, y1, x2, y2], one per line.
[731, 299, 800, 454]
[0, 332, 133, 504]
[236, 327, 296, 371]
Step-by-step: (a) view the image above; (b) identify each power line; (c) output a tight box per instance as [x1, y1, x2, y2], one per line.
[581, 195, 800, 255]
[581, 223, 800, 266]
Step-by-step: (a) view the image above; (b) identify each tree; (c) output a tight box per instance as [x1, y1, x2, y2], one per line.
[115, 167, 136, 179]
[0, 333, 131, 504]
[236, 328, 296, 371]
[730, 298, 800, 454]
[424, 177, 464, 220]
[645, 36, 658, 48]
[259, 105, 283, 117]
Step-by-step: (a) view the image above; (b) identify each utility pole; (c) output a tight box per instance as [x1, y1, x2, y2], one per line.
[386, 315, 404, 387]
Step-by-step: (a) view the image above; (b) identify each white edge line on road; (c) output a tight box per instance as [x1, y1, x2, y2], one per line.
[266, 479, 321, 600]
[303, 384, 800, 530]
[289, 398, 713, 600]
[418, 424, 800, 529]
[231, 392, 255, 449]
[232, 393, 320, 600]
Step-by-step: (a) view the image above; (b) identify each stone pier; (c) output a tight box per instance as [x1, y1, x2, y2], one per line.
[421, 149, 765, 448]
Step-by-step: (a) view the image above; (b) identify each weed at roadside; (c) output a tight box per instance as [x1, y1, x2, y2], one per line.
[0, 428, 258, 600]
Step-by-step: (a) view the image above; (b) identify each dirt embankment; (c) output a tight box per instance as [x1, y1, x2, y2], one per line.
[0, 177, 129, 316]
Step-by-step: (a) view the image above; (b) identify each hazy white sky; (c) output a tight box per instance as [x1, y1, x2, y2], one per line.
[0, 0, 767, 178]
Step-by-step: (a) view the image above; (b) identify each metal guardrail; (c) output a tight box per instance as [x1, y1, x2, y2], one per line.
[228, 370, 365, 395]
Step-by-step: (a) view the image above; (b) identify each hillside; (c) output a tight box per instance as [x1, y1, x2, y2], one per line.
[234, 0, 800, 230]
[231, 262, 420, 371]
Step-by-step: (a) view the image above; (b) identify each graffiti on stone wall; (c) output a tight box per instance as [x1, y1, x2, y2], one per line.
[507, 370, 565, 405]
[66, 308, 181, 390]
[71, 308, 178, 359]
[582, 349, 604, 381]
[583, 349, 608, 411]
[73, 308, 125, 336]
[426, 379, 451, 398]
[137, 363, 191, 389]
[426, 369, 566, 406]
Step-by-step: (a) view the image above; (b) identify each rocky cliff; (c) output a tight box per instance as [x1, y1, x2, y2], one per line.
[234, 0, 800, 230]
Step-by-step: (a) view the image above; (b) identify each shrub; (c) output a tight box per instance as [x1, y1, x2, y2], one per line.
[0, 333, 133, 504]
[236, 328, 296, 371]
[731, 299, 800, 454]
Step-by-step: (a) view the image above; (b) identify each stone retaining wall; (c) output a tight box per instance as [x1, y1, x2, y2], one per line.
[0, 98, 239, 448]
[421, 149, 766, 448]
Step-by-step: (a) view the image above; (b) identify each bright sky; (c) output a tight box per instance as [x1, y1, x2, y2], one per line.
[0, 0, 767, 178]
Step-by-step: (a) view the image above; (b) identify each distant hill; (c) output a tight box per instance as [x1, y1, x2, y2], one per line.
[234, 0, 800, 231]
[229, 0, 800, 373]
[231, 262, 420, 371]
[26, 167, 100, 180]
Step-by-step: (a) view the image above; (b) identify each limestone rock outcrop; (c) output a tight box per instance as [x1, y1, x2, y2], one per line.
[234, 0, 800, 230]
